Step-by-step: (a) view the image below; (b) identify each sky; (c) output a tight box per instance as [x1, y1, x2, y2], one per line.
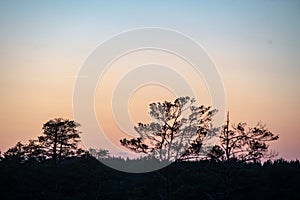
[0, 0, 299, 160]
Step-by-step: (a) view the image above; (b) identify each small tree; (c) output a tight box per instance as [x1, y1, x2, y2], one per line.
[89, 148, 110, 160]
[3, 141, 44, 163]
[3, 142, 25, 162]
[208, 112, 279, 200]
[38, 118, 81, 163]
[22, 139, 45, 162]
[209, 112, 279, 163]
[120, 96, 217, 163]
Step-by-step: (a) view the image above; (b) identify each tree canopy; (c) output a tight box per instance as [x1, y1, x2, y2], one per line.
[209, 112, 279, 163]
[120, 96, 217, 162]
[38, 118, 82, 163]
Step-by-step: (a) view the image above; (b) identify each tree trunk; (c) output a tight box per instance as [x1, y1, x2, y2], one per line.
[53, 132, 58, 165]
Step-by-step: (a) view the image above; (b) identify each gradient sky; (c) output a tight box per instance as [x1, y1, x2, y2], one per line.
[0, 1, 299, 159]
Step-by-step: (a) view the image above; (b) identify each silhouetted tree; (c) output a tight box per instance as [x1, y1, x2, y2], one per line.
[89, 148, 110, 159]
[3, 141, 25, 162]
[208, 112, 279, 200]
[22, 139, 45, 162]
[38, 118, 81, 164]
[3, 140, 44, 163]
[120, 96, 217, 163]
[209, 112, 279, 163]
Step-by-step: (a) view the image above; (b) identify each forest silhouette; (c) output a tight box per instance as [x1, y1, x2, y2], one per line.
[0, 97, 299, 200]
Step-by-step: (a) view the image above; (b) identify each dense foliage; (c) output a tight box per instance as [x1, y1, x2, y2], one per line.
[0, 156, 299, 200]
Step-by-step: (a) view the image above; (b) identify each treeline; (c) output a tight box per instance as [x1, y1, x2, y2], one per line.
[0, 115, 298, 200]
[0, 155, 300, 200]
[0, 97, 298, 199]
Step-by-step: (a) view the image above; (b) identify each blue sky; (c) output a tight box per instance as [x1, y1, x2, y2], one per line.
[0, 0, 299, 159]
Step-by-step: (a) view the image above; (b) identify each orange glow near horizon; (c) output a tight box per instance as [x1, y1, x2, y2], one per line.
[1, 1, 299, 160]
[94, 50, 211, 149]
